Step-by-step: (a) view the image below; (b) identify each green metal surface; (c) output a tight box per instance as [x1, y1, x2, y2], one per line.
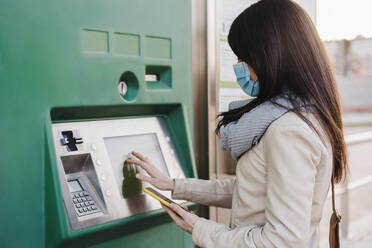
[0, 0, 195, 247]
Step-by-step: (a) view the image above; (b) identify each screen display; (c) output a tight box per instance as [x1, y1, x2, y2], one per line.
[104, 133, 170, 199]
[68, 180, 83, 192]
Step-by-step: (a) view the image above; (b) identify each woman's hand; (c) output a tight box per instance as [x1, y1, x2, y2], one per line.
[129, 152, 198, 234]
[127, 151, 174, 191]
[162, 203, 199, 234]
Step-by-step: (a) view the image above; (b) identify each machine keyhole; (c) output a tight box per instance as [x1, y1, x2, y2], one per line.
[118, 81, 128, 97]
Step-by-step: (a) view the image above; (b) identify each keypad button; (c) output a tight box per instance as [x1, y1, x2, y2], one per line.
[74, 194, 79, 198]
[88, 201, 94, 205]
[83, 207, 88, 212]
[86, 196, 92, 201]
[92, 206, 97, 210]
[83, 202, 88, 206]
[88, 206, 92, 211]
[78, 208, 83, 213]
[81, 197, 87, 202]
[79, 192, 84, 197]
[73, 199, 78, 204]
[75, 203, 80, 208]
[91, 144, 97, 151]
[77, 198, 82, 203]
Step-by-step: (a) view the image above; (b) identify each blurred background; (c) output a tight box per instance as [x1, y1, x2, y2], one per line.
[319, 0, 372, 125]
[317, 1, 372, 247]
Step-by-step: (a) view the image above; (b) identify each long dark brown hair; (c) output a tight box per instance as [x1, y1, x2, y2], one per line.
[216, 0, 347, 182]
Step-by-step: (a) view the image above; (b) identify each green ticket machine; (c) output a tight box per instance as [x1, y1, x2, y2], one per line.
[0, 1, 196, 247]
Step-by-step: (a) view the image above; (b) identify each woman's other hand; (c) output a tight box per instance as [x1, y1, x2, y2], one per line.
[127, 151, 174, 191]
[162, 203, 198, 234]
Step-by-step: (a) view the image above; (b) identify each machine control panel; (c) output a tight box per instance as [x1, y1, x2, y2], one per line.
[67, 178, 101, 217]
[52, 117, 187, 230]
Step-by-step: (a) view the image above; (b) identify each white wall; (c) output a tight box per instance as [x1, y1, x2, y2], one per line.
[294, 0, 317, 23]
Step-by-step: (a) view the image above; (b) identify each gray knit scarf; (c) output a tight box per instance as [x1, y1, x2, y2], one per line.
[220, 93, 302, 159]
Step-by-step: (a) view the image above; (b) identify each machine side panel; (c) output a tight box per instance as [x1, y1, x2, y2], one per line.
[0, 0, 193, 247]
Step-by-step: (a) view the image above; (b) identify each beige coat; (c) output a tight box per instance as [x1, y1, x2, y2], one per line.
[172, 112, 332, 248]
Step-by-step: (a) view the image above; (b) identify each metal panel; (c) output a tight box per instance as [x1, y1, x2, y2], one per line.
[206, 0, 220, 222]
[192, 0, 208, 180]
[51, 117, 186, 230]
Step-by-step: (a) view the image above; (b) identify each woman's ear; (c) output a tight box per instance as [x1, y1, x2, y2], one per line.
[248, 65, 258, 81]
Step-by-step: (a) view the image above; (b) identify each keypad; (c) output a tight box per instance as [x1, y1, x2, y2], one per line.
[71, 190, 100, 217]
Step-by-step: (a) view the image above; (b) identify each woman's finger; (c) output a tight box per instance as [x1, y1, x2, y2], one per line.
[169, 203, 187, 218]
[131, 151, 149, 162]
[126, 159, 147, 169]
[162, 205, 184, 226]
[136, 173, 156, 184]
[128, 153, 170, 181]
[127, 159, 155, 175]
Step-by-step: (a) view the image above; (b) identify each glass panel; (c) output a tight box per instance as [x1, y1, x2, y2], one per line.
[104, 133, 169, 199]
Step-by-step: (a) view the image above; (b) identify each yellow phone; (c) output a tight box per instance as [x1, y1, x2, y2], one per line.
[144, 187, 184, 209]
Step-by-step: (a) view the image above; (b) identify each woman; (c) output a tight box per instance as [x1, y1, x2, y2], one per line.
[127, 0, 347, 247]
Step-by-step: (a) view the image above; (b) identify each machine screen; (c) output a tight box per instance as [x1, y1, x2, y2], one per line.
[104, 133, 170, 198]
[68, 180, 83, 192]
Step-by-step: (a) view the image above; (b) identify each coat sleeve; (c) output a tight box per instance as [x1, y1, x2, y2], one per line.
[171, 177, 235, 209]
[191, 124, 323, 248]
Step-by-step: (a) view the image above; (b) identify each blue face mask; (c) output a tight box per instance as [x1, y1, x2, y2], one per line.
[233, 61, 259, 97]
